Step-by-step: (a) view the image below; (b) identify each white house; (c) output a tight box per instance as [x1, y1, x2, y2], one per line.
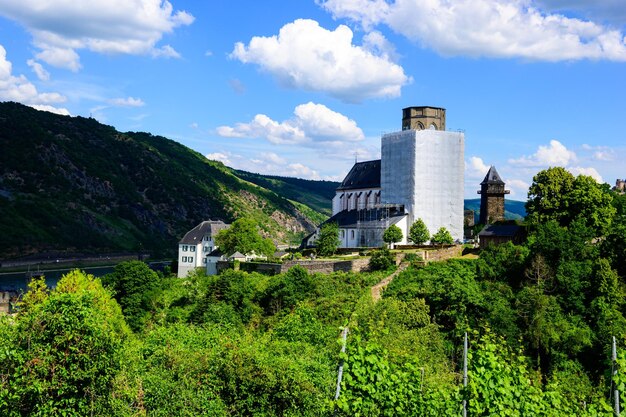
[304, 106, 464, 249]
[177, 220, 230, 277]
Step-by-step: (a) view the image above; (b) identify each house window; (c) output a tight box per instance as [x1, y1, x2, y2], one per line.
[188, 257, 194, 263]
[182, 245, 188, 252]
[182, 256, 187, 262]
[190, 246, 196, 252]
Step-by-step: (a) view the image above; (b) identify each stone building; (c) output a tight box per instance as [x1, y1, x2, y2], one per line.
[615, 179, 626, 194]
[478, 166, 509, 225]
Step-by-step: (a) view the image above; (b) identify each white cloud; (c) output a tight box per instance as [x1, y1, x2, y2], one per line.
[0, 0, 194, 70]
[216, 102, 364, 145]
[0, 44, 69, 114]
[320, 0, 626, 61]
[206, 152, 232, 166]
[505, 178, 530, 198]
[231, 19, 410, 102]
[108, 96, 145, 107]
[509, 140, 577, 166]
[26, 59, 49, 81]
[466, 156, 491, 178]
[206, 151, 324, 180]
[569, 166, 604, 182]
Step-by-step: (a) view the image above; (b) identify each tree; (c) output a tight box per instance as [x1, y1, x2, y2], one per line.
[431, 227, 453, 246]
[383, 224, 403, 248]
[526, 168, 615, 235]
[0, 270, 129, 415]
[215, 218, 276, 258]
[408, 218, 430, 244]
[526, 167, 575, 226]
[102, 260, 161, 331]
[369, 247, 395, 271]
[316, 222, 340, 256]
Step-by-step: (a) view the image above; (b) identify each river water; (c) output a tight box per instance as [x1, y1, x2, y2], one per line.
[0, 265, 115, 291]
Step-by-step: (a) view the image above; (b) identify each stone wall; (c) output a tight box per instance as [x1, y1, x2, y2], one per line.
[424, 245, 463, 262]
[215, 246, 461, 276]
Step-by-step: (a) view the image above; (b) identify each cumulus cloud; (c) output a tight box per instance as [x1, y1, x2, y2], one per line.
[509, 140, 577, 166]
[466, 156, 491, 178]
[231, 19, 410, 102]
[216, 102, 364, 145]
[206, 151, 325, 180]
[320, 0, 626, 61]
[0, 0, 194, 70]
[26, 59, 49, 81]
[0, 45, 69, 114]
[107, 96, 145, 107]
[569, 166, 604, 182]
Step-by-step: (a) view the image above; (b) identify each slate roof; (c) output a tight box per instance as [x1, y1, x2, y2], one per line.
[481, 166, 505, 185]
[478, 224, 521, 237]
[179, 220, 230, 244]
[324, 206, 406, 229]
[337, 160, 381, 191]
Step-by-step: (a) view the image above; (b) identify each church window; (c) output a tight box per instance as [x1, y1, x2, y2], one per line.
[341, 230, 345, 238]
[351, 230, 355, 239]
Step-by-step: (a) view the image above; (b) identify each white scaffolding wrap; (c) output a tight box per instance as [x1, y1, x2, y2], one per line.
[381, 129, 465, 242]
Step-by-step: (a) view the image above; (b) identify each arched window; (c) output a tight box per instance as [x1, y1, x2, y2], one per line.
[429, 123, 437, 130]
[351, 230, 355, 239]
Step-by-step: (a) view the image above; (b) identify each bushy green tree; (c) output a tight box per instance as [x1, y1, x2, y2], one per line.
[316, 222, 340, 256]
[215, 218, 276, 257]
[0, 271, 130, 416]
[102, 260, 160, 331]
[383, 224, 403, 248]
[431, 227, 453, 245]
[526, 167, 615, 235]
[260, 265, 316, 314]
[409, 218, 430, 244]
[369, 247, 395, 271]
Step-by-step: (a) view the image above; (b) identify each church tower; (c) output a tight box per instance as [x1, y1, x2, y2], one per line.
[478, 166, 510, 224]
[402, 106, 446, 131]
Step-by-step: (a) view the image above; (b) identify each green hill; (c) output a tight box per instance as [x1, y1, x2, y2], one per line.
[464, 198, 527, 222]
[0, 102, 327, 259]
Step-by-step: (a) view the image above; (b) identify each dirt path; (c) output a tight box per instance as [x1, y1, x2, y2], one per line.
[370, 255, 409, 302]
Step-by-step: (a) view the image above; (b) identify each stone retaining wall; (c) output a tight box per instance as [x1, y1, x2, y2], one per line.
[216, 245, 462, 276]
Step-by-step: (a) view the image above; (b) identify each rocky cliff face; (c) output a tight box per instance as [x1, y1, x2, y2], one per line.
[0, 102, 328, 259]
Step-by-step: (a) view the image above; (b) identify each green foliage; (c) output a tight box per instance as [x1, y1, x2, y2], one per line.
[316, 222, 340, 257]
[526, 167, 615, 235]
[0, 270, 129, 416]
[369, 247, 395, 271]
[431, 227, 454, 245]
[215, 217, 276, 257]
[260, 265, 316, 315]
[102, 260, 161, 331]
[382, 224, 403, 247]
[476, 241, 529, 284]
[408, 218, 430, 244]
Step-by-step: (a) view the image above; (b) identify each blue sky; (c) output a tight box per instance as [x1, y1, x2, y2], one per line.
[0, 0, 625, 200]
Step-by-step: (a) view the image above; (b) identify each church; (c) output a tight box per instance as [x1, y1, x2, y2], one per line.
[306, 106, 465, 248]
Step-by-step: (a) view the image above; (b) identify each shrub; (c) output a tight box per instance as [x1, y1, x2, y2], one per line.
[369, 248, 395, 271]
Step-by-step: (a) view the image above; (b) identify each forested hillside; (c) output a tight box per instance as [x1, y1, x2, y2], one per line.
[1, 167, 625, 415]
[0, 102, 329, 259]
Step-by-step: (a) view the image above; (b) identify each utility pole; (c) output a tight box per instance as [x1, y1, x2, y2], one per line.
[335, 327, 349, 401]
[463, 332, 468, 417]
[614, 336, 620, 416]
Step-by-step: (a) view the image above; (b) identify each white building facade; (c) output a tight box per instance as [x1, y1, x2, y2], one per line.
[177, 220, 230, 277]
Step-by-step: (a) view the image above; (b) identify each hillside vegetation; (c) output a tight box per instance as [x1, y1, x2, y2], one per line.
[0, 102, 331, 259]
[1, 167, 625, 415]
